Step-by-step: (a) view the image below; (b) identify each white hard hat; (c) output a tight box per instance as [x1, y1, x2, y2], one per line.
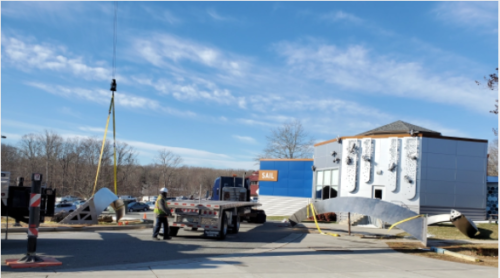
[160, 187, 168, 193]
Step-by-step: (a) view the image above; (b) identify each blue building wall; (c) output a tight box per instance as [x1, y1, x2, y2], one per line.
[259, 160, 313, 198]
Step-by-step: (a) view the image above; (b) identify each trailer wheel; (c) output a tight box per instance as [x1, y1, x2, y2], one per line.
[168, 227, 179, 236]
[255, 211, 266, 224]
[218, 212, 228, 240]
[229, 215, 240, 234]
[191, 227, 198, 231]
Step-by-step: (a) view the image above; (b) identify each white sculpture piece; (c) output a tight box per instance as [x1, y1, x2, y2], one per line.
[59, 188, 125, 225]
[344, 139, 360, 193]
[403, 138, 419, 200]
[388, 138, 400, 192]
[361, 138, 374, 184]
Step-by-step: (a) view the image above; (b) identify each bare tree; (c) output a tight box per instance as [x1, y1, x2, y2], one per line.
[155, 149, 183, 192]
[476, 68, 498, 135]
[259, 119, 314, 159]
[488, 139, 498, 176]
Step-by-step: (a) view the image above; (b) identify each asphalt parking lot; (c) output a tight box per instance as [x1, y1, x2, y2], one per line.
[1, 221, 296, 274]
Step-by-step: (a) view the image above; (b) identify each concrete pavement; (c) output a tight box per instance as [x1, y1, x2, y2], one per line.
[2, 224, 497, 278]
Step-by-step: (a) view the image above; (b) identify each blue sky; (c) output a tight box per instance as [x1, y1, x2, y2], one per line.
[1, 1, 498, 169]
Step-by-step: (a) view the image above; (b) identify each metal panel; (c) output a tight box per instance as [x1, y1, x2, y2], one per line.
[426, 153, 456, 169]
[288, 197, 428, 245]
[420, 180, 455, 195]
[456, 170, 485, 184]
[420, 193, 455, 207]
[456, 156, 486, 171]
[455, 194, 485, 208]
[455, 182, 484, 195]
[259, 195, 311, 216]
[420, 206, 486, 221]
[426, 138, 457, 155]
[456, 141, 487, 157]
[426, 168, 455, 182]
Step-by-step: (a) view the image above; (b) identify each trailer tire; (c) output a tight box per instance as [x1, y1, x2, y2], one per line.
[191, 227, 198, 231]
[168, 227, 179, 236]
[255, 212, 266, 224]
[218, 212, 228, 240]
[229, 215, 240, 234]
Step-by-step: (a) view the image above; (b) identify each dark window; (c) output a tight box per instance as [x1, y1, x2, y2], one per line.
[374, 189, 383, 199]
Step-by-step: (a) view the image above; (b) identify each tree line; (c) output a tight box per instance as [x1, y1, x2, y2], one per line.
[1, 130, 254, 200]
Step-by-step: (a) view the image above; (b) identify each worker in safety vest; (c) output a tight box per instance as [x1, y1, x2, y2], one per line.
[152, 187, 172, 240]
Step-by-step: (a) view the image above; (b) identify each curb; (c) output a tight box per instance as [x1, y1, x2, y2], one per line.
[430, 247, 482, 262]
[1, 224, 153, 233]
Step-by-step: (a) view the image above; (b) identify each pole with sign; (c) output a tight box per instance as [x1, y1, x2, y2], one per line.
[6, 173, 63, 268]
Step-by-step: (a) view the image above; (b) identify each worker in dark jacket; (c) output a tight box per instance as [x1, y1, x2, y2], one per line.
[152, 187, 172, 240]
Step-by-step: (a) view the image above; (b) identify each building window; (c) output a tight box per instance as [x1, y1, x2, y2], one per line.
[315, 169, 339, 200]
[374, 189, 383, 199]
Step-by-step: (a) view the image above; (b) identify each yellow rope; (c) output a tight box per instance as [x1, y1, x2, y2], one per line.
[309, 203, 340, 237]
[92, 95, 114, 196]
[388, 214, 424, 231]
[112, 94, 117, 195]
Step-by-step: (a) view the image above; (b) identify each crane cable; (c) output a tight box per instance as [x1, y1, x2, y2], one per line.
[92, 2, 118, 196]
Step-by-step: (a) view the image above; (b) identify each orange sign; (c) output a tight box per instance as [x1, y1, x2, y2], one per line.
[259, 170, 278, 182]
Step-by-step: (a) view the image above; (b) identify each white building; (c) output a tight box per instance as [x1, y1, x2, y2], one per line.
[312, 121, 488, 222]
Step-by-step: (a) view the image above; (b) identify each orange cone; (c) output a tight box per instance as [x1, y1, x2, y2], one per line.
[143, 213, 147, 220]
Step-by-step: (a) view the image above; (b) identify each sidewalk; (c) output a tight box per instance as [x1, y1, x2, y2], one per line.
[2, 229, 497, 278]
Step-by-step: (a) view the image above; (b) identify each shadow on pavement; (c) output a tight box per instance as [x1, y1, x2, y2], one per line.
[0, 222, 397, 275]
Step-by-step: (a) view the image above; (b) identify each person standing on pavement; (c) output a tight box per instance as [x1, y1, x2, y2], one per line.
[152, 187, 172, 240]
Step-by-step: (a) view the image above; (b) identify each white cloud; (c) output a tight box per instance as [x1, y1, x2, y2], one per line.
[273, 41, 492, 113]
[132, 33, 249, 76]
[319, 10, 362, 23]
[27, 82, 197, 118]
[206, 8, 233, 21]
[232, 135, 257, 144]
[78, 126, 107, 133]
[433, 2, 498, 31]
[142, 6, 182, 25]
[122, 139, 230, 160]
[2, 36, 111, 81]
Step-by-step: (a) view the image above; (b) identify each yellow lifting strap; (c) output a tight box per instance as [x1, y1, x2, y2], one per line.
[309, 203, 340, 237]
[92, 95, 115, 196]
[112, 91, 117, 195]
[388, 214, 425, 231]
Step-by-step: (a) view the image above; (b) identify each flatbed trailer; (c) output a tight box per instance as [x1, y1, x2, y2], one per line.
[167, 199, 263, 239]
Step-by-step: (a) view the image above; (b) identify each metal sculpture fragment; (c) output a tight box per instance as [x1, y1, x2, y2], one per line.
[289, 197, 428, 245]
[450, 209, 478, 238]
[60, 188, 125, 225]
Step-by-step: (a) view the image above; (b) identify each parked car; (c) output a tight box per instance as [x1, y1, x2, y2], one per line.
[145, 201, 155, 210]
[54, 202, 77, 214]
[73, 200, 87, 208]
[127, 202, 149, 212]
[120, 195, 137, 202]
